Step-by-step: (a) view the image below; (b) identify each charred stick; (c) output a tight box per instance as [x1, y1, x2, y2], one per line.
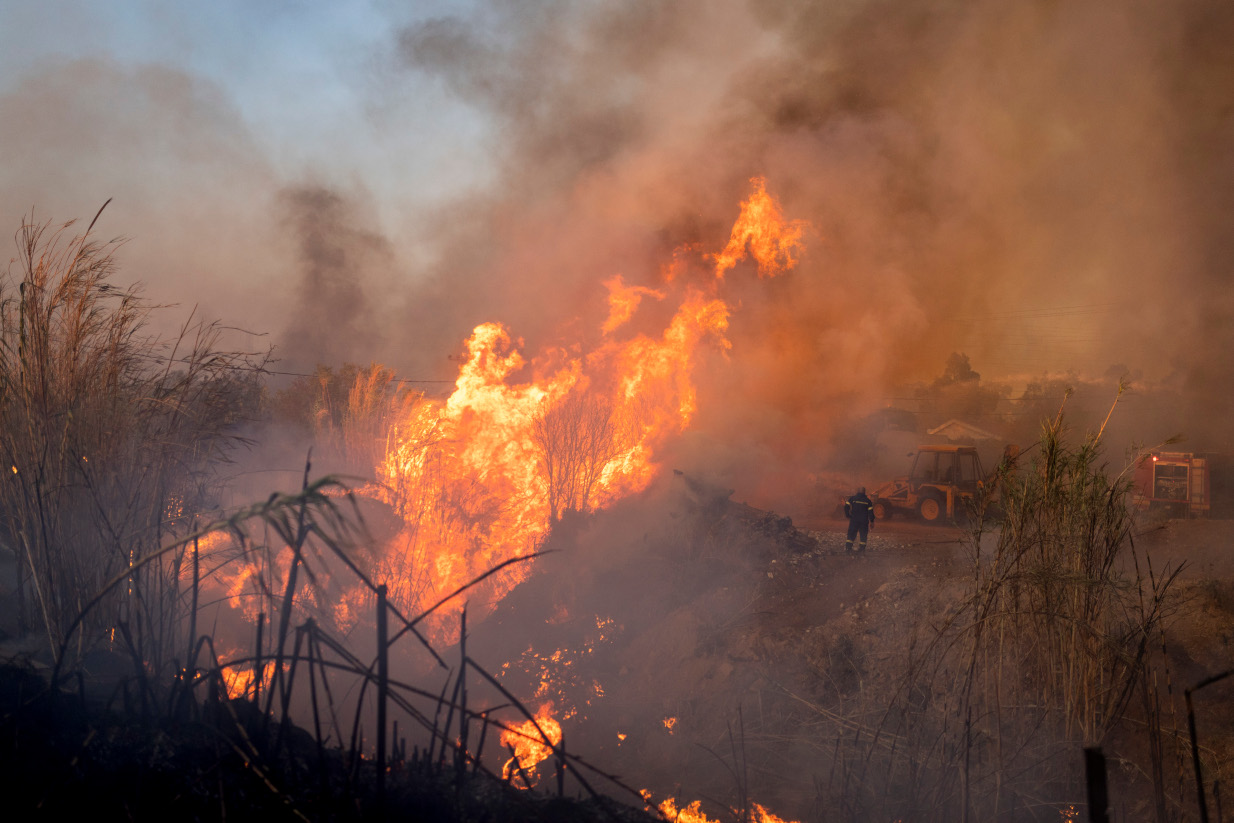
[253, 611, 265, 707]
[376, 583, 388, 810]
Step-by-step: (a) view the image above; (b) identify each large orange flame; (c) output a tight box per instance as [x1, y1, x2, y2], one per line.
[711, 176, 808, 278]
[374, 287, 734, 639]
[211, 178, 809, 647]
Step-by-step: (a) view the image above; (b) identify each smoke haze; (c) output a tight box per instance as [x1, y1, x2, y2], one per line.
[3, 0, 1233, 496]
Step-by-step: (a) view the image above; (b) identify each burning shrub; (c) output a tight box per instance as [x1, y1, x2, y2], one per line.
[532, 387, 626, 522]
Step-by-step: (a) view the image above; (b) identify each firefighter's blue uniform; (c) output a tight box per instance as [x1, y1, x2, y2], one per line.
[844, 490, 875, 553]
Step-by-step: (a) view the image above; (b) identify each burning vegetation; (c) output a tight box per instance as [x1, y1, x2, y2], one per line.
[0, 171, 1232, 823]
[0, 183, 820, 820]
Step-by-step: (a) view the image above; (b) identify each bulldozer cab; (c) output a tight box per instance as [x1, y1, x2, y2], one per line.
[908, 447, 983, 492]
[869, 445, 986, 523]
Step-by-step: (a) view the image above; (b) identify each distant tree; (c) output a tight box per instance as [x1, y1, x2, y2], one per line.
[933, 352, 981, 387]
[914, 352, 1007, 430]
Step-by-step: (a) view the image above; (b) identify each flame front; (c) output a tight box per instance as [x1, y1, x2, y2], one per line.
[206, 178, 808, 648]
[371, 179, 804, 639]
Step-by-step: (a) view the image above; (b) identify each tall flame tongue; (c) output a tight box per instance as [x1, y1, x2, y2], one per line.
[372, 177, 802, 641]
[711, 176, 808, 279]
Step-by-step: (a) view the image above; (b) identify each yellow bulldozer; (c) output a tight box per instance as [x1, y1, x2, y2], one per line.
[870, 444, 988, 524]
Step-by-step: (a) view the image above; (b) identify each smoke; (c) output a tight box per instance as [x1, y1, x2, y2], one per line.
[0, 58, 286, 344]
[3, 0, 1232, 498]
[278, 185, 401, 372]
[8, 7, 1230, 813]
[393, 0, 1234, 494]
[0, 57, 420, 380]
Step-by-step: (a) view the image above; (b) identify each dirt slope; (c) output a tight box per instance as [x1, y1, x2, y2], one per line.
[476, 480, 1234, 821]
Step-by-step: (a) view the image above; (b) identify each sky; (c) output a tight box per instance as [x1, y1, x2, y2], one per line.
[0, 1, 489, 199]
[3, 0, 1234, 487]
[0, 0, 493, 361]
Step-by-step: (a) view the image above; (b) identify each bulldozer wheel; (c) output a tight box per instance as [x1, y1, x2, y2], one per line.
[918, 496, 943, 523]
[872, 501, 890, 521]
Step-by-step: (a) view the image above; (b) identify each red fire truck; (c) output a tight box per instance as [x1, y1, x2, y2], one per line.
[1132, 452, 1210, 517]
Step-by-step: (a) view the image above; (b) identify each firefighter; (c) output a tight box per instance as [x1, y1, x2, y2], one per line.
[844, 486, 875, 553]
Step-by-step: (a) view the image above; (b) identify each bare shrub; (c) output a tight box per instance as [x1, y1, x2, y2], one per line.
[532, 387, 624, 522]
[309, 365, 426, 479]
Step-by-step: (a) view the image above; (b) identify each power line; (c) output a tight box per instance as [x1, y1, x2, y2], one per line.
[130, 350, 456, 384]
[262, 367, 454, 384]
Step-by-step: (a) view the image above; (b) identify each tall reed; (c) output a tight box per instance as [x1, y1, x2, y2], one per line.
[822, 393, 1183, 821]
[0, 211, 266, 673]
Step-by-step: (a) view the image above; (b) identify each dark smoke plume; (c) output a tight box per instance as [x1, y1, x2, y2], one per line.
[278, 185, 399, 372]
[4, 1, 1233, 497]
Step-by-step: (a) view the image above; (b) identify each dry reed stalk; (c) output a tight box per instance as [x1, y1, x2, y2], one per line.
[1, 213, 267, 676]
[808, 394, 1186, 821]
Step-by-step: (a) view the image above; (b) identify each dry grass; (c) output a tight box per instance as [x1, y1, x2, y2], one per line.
[811, 394, 1187, 822]
[0, 213, 652, 820]
[0, 211, 266, 674]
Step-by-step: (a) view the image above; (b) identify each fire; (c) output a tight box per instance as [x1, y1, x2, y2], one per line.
[208, 178, 809, 649]
[603, 274, 666, 334]
[710, 176, 808, 278]
[501, 702, 563, 786]
[501, 620, 618, 719]
[221, 665, 256, 700]
[749, 803, 799, 823]
[654, 797, 715, 823]
[216, 649, 278, 700]
[374, 270, 744, 637]
[644, 793, 800, 823]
